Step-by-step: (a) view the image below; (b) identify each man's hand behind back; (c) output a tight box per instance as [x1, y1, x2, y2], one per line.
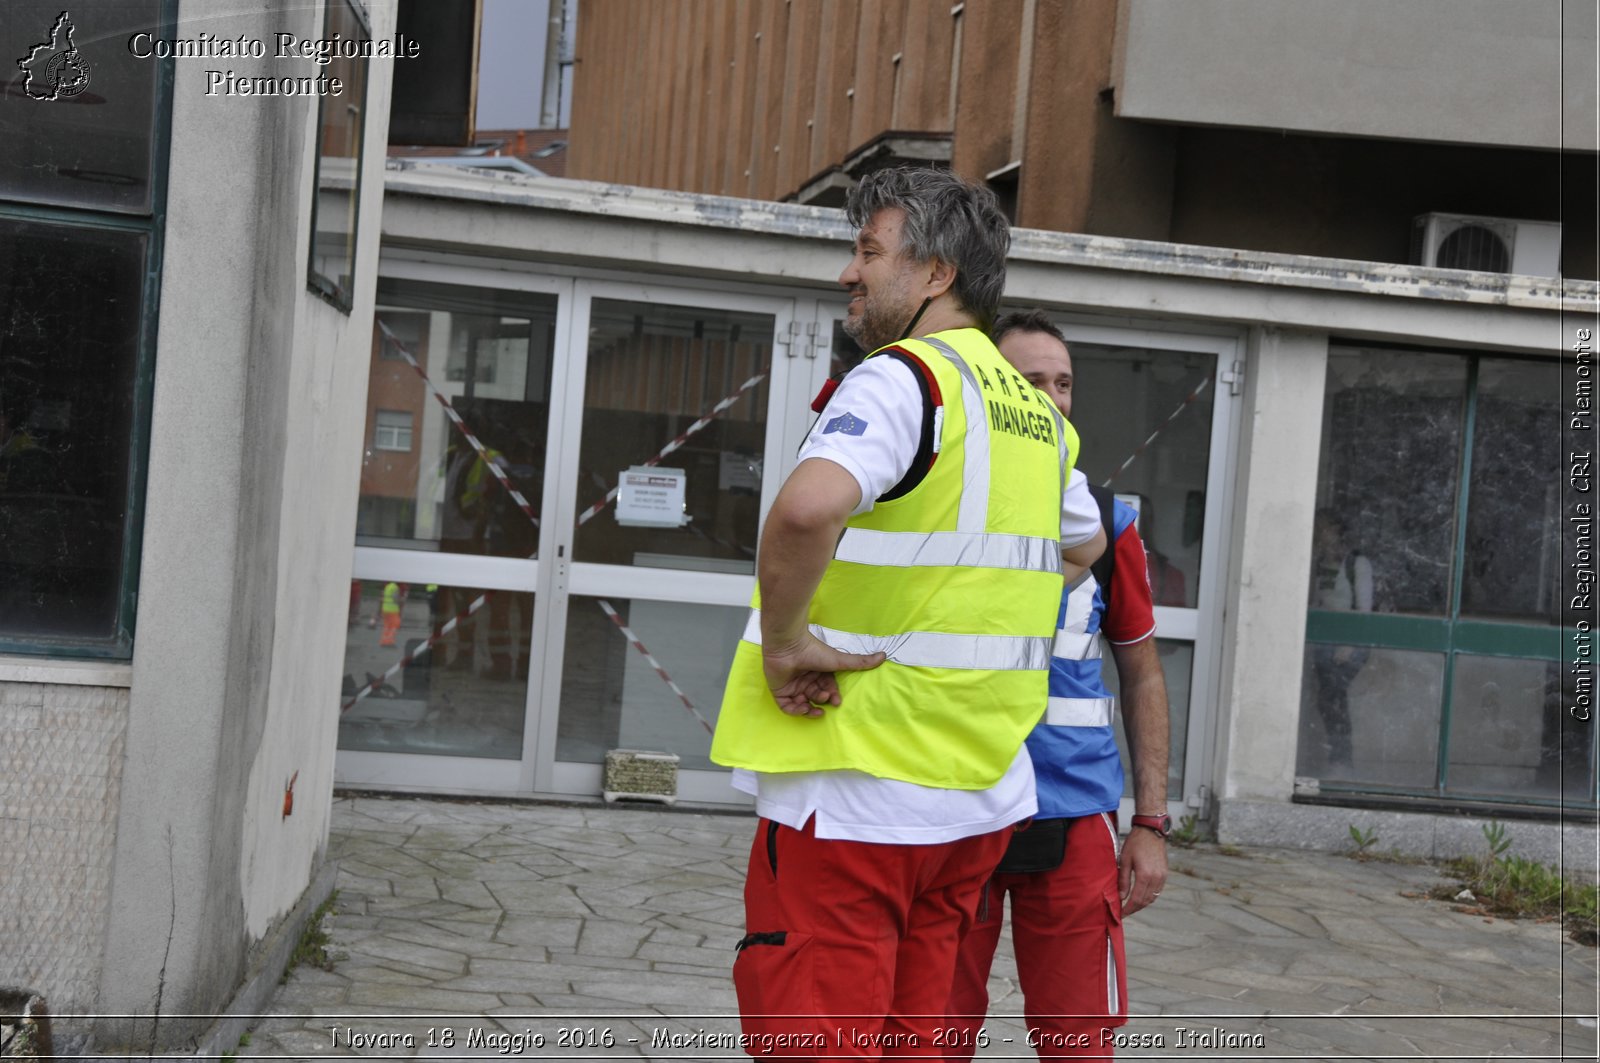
[763, 632, 886, 717]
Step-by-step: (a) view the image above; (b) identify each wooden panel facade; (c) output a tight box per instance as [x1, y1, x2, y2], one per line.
[569, 0, 970, 202]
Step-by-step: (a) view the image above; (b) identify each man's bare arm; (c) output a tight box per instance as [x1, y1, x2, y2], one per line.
[1063, 525, 1106, 571]
[757, 458, 885, 716]
[1110, 635, 1170, 914]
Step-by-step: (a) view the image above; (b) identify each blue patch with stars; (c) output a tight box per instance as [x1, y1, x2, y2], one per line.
[823, 411, 868, 436]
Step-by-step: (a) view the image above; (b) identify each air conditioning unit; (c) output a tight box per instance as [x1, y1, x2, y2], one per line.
[1412, 213, 1561, 278]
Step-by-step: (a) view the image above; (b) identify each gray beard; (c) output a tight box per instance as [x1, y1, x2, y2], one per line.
[843, 303, 903, 352]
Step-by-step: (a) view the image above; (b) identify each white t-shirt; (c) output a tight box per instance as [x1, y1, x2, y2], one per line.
[732, 355, 1102, 843]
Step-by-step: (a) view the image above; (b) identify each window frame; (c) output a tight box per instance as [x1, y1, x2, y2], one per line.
[1304, 346, 1578, 807]
[372, 409, 414, 452]
[0, 0, 175, 660]
[305, 0, 373, 314]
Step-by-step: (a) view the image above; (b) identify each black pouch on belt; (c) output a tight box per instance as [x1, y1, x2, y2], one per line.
[993, 817, 1067, 874]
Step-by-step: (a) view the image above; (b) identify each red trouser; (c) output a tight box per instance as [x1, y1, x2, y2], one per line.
[945, 813, 1126, 1061]
[733, 816, 1011, 1060]
[379, 610, 402, 647]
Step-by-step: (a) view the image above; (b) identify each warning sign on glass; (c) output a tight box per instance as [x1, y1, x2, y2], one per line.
[615, 466, 689, 528]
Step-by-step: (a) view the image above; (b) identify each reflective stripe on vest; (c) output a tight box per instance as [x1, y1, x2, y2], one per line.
[920, 336, 993, 534]
[1042, 568, 1111, 724]
[1045, 695, 1115, 728]
[833, 528, 1060, 572]
[741, 609, 1053, 671]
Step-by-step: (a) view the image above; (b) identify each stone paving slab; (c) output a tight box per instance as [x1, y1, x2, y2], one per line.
[240, 795, 1598, 1061]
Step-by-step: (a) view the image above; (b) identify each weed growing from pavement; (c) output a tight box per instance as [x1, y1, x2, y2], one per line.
[1347, 823, 1380, 859]
[282, 890, 340, 983]
[1428, 823, 1598, 946]
[1169, 813, 1204, 848]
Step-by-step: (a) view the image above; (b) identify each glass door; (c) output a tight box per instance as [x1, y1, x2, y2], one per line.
[535, 282, 805, 802]
[1061, 323, 1240, 821]
[335, 265, 573, 793]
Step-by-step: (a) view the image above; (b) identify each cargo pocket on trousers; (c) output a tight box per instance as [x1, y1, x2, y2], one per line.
[1102, 885, 1127, 1019]
[733, 929, 821, 1053]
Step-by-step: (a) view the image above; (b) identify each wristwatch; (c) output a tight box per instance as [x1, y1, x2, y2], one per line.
[1130, 813, 1172, 839]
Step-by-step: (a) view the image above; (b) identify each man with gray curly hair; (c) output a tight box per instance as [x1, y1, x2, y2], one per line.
[712, 166, 1104, 1057]
[840, 165, 1010, 345]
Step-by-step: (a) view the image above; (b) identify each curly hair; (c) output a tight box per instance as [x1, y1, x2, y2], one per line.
[845, 166, 1010, 330]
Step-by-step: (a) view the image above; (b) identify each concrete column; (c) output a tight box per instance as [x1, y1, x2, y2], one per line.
[1213, 327, 1329, 804]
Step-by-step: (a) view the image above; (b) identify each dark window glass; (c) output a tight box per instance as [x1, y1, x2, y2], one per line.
[0, 218, 144, 643]
[0, 0, 161, 213]
[356, 281, 558, 557]
[1069, 344, 1216, 610]
[1296, 644, 1445, 788]
[1446, 655, 1584, 801]
[571, 299, 771, 573]
[307, 0, 370, 311]
[1317, 348, 1468, 616]
[1461, 358, 1562, 624]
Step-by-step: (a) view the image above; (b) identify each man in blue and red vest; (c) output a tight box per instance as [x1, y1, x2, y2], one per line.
[946, 310, 1172, 1060]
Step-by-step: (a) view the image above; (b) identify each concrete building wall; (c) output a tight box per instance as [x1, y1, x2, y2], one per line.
[239, 0, 396, 952]
[1115, 0, 1597, 152]
[1212, 328, 1329, 804]
[84, 0, 395, 1052]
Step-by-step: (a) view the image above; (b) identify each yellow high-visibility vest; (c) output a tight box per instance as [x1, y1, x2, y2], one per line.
[710, 328, 1077, 790]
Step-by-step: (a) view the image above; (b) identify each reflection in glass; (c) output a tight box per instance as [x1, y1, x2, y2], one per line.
[1067, 345, 1215, 609]
[356, 280, 557, 558]
[572, 300, 771, 572]
[307, 0, 370, 309]
[1446, 655, 1590, 800]
[1108, 639, 1191, 800]
[1296, 644, 1445, 787]
[337, 579, 532, 760]
[0, 0, 160, 212]
[1461, 359, 1562, 624]
[1317, 348, 1468, 616]
[557, 596, 744, 770]
[0, 219, 144, 645]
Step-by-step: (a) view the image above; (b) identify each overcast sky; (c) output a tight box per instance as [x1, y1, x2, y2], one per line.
[475, 0, 550, 130]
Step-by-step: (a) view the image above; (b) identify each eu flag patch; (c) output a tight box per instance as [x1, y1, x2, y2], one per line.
[823, 411, 868, 436]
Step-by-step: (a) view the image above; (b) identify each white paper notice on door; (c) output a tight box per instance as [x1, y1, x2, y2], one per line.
[616, 466, 689, 528]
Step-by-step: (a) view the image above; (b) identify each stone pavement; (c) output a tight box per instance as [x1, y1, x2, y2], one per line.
[241, 795, 1598, 1061]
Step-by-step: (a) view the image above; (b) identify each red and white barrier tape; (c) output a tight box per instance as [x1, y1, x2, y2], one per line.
[575, 373, 767, 527]
[377, 320, 541, 529]
[1099, 375, 1213, 489]
[596, 599, 714, 735]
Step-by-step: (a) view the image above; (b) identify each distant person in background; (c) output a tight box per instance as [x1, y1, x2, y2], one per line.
[1308, 509, 1373, 769]
[378, 581, 408, 648]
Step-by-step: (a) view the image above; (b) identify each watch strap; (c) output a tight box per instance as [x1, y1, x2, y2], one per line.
[1130, 813, 1171, 839]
